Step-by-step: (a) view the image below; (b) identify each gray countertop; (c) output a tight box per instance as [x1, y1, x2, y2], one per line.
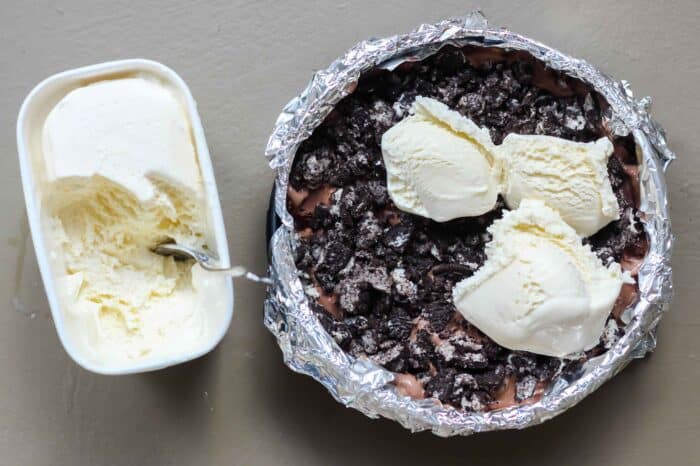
[1, 1, 698, 465]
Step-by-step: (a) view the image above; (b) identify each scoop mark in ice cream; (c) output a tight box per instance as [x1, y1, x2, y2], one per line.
[40, 76, 228, 368]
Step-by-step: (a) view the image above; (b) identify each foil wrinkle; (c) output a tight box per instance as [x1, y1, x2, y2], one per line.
[263, 11, 674, 436]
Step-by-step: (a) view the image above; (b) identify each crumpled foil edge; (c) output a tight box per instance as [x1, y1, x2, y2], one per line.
[263, 11, 675, 436]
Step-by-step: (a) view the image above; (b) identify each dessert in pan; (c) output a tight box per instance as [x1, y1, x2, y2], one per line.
[286, 46, 648, 411]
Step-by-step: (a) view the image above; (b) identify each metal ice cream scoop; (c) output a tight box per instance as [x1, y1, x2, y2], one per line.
[152, 241, 272, 285]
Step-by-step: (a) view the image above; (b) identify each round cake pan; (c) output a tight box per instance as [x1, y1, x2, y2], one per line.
[263, 12, 674, 436]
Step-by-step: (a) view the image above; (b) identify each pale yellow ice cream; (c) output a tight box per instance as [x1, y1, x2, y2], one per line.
[383, 97, 627, 356]
[499, 134, 619, 236]
[452, 199, 629, 357]
[381, 97, 502, 221]
[40, 76, 228, 368]
[381, 96, 619, 236]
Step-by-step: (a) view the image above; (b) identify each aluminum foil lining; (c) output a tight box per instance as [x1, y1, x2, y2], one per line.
[263, 11, 675, 436]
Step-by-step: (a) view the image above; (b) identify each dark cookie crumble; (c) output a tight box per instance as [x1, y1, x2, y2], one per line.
[287, 45, 647, 411]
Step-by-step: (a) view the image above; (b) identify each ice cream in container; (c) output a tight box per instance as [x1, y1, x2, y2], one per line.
[17, 59, 233, 374]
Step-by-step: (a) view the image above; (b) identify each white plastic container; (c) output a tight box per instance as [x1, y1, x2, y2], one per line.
[16, 59, 234, 375]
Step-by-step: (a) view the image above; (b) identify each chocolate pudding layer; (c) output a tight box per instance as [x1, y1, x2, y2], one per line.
[287, 45, 647, 411]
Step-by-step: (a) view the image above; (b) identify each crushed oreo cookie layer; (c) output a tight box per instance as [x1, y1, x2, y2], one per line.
[287, 46, 647, 411]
